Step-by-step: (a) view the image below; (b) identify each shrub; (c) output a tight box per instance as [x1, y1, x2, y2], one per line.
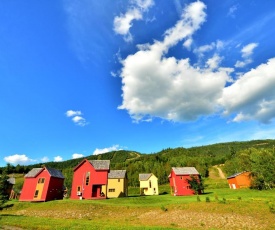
[160, 205, 168, 212]
[197, 195, 201, 202]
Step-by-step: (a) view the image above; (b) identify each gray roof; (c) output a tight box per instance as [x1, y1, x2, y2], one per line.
[25, 167, 64, 179]
[25, 168, 43, 178]
[108, 170, 127, 179]
[89, 160, 110, 170]
[172, 167, 200, 175]
[7, 177, 15, 185]
[139, 173, 154, 181]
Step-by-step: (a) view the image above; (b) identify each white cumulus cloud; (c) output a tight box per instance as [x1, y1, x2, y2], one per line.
[93, 145, 122, 155]
[113, 0, 154, 42]
[219, 58, 275, 123]
[65, 110, 88, 126]
[54, 156, 63, 162]
[235, 43, 258, 68]
[117, 1, 275, 125]
[72, 153, 84, 159]
[241, 43, 258, 58]
[118, 1, 232, 122]
[41, 156, 49, 163]
[66, 110, 82, 117]
[4, 154, 36, 165]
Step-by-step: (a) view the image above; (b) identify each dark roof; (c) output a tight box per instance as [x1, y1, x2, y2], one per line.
[25, 167, 64, 179]
[46, 167, 65, 179]
[227, 171, 249, 179]
[89, 160, 110, 170]
[172, 167, 200, 175]
[108, 170, 127, 179]
[7, 177, 15, 185]
[139, 173, 157, 181]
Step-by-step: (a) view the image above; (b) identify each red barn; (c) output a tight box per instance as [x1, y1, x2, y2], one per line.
[19, 167, 65, 202]
[168, 167, 201, 196]
[71, 159, 110, 200]
[227, 171, 251, 189]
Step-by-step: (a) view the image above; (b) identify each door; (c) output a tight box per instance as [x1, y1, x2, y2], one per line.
[34, 178, 45, 200]
[92, 185, 101, 197]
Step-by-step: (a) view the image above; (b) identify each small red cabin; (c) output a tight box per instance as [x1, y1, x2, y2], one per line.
[19, 167, 65, 202]
[71, 159, 110, 200]
[227, 171, 251, 189]
[168, 167, 201, 196]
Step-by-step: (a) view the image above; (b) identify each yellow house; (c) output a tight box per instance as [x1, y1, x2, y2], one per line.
[106, 170, 128, 198]
[139, 173, 159, 195]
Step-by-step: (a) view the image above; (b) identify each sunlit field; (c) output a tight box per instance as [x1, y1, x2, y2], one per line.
[1, 185, 275, 230]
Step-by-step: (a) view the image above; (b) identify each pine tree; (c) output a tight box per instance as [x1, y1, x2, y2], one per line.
[0, 166, 9, 209]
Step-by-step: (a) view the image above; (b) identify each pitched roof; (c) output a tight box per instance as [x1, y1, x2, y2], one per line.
[46, 167, 65, 179]
[108, 170, 127, 179]
[89, 160, 110, 170]
[172, 167, 200, 175]
[7, 177, 15, 185]
[139, 173, 155, 181]
[25, 167, 64, 179]
[25, 168, 43, 178]
[227, 171, 249, 179]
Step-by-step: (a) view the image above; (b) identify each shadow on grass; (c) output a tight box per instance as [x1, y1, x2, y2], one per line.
[0, 213, 22, 217]
[200, 192, 213, 195]
[0, 203, 14, 210]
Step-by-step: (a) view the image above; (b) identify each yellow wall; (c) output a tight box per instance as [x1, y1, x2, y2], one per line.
[140, 174, 159, 195]
[107, 178, 127, 198]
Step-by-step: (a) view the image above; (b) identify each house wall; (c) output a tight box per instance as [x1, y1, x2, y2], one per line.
[71, 160, 108, 199]
[169, 170, 199, 196]
[140, 175, 159, 195]
[45, 177, 64, 201]
[107, 178, 127, 198]
[20, 169, 50, 201]
[228, 172, 251, 189]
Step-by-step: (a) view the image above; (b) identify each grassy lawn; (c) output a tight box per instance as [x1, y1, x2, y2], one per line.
[1, 186, 275, 230]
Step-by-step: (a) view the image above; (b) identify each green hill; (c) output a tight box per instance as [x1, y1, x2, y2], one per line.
[2, 139, 275, 194]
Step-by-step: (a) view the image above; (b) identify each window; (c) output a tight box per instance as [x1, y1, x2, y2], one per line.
[149, 180, 152, 188]
[38, 178, 45, 184]
[180, 176, 183, 180]
[34, 190, 39, 198]
[85, 172, 90, 185]
[108, 189, 115, 192]
[118, 179, 120, 182]
[77, 186, 81, 192]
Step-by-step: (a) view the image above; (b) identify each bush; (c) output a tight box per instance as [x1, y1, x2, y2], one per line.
[160, 205, 168, 212]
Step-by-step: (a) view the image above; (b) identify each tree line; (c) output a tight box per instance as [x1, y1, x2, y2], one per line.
[1, 139, 275, 197]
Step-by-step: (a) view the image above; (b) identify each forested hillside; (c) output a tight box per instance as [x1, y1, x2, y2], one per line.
[2, 139, 275, 195]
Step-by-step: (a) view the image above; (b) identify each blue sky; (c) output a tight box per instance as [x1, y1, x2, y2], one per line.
[1, 0, 275, 166]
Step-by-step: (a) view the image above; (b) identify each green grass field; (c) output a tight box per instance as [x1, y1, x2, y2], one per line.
[1, 184, 275, 230]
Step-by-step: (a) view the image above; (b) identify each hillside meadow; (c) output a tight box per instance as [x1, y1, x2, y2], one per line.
[1, 184, 275, 230]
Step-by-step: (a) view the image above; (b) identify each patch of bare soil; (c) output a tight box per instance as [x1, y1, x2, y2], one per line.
[15, 206, 270, 229]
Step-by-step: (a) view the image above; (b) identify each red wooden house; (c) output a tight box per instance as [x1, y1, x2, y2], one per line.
[168, 167, 201, 196]
[71, 159, 110, 200]
[227, 171, 251, 189]
[19, 167, 65, 202]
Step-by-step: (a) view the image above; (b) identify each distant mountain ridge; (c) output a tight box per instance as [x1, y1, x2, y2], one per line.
[3, 139, 275, 192]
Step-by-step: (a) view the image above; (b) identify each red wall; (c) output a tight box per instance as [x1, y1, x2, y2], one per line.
[169, 170, 200, 196]
[46, 177, 65, 201]
[19, 169, 64, 202]
[20, 170, 50, 201]
[71, 160, 108, 200]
